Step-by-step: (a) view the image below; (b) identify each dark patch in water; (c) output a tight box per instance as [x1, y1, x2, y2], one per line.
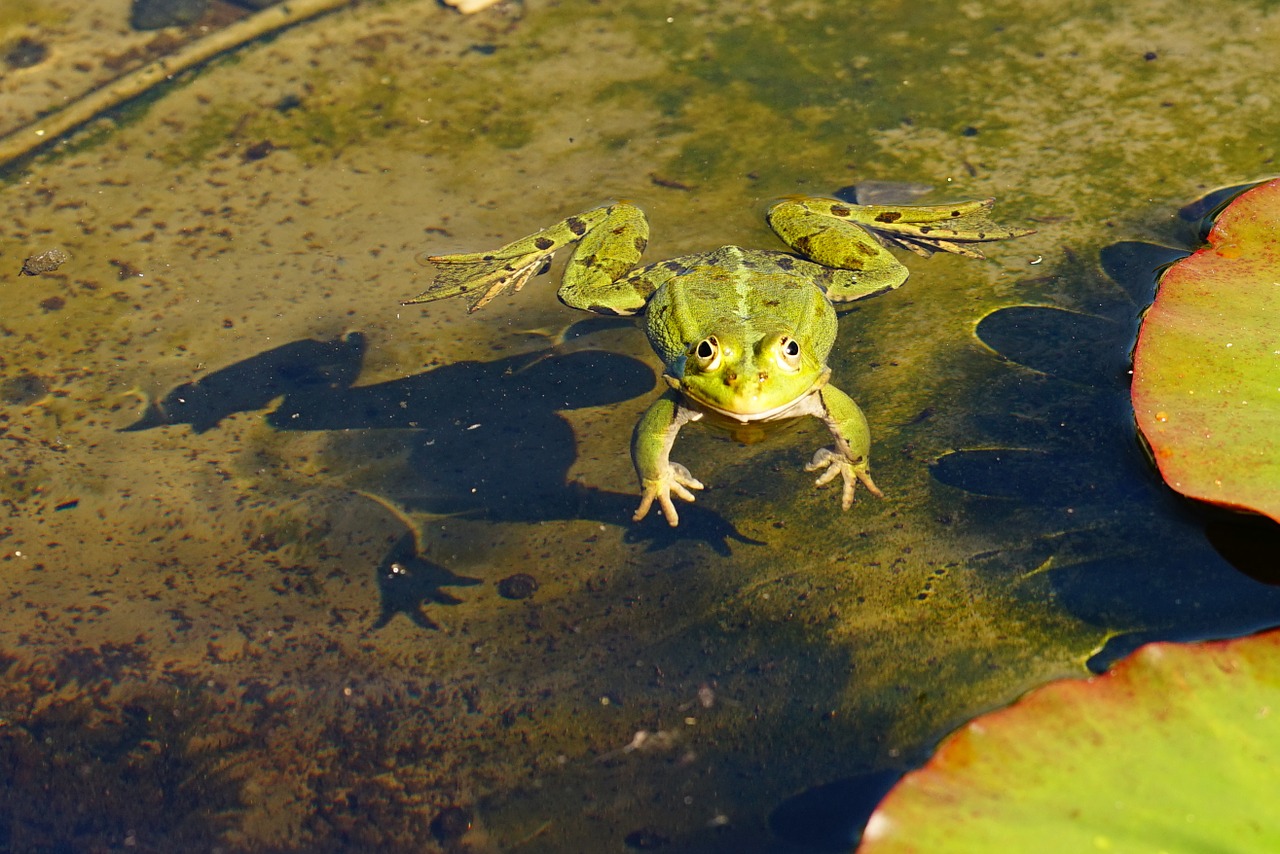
[769, 770, 902, 851]
[1204, 512, 1280, 587]
[3, 37, 48, 69]
[0, 372, 49, 405]
[130, 0, 208, 30]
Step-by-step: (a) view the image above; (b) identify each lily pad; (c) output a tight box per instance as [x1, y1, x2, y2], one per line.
[1131, 178, 1280, 523]
[858, 628, 1280, 852]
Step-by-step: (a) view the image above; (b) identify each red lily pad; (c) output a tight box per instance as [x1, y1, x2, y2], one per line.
[1131, 178, 1280, 522]
[858, 629, 1280, 852]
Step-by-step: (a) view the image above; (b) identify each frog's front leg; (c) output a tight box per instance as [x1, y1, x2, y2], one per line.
[631, 389, 705, 526]
[802, 384, 884, 510]
[404, 203, 654, 315]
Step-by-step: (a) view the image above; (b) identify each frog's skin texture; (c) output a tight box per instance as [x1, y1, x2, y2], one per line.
[406, 197, 1031, 526]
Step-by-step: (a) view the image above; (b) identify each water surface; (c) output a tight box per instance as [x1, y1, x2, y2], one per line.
[3, 1, 1280, 850]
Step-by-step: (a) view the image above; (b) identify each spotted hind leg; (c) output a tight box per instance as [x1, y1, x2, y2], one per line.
[405, 203, 652, 314]
[766, 198, 910, 302]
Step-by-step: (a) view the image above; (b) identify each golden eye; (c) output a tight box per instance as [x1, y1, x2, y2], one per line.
[777, 336, 802, 370]
[693, 336, 721, 371]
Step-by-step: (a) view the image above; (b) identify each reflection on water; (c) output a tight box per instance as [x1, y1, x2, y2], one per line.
[5, 0, 1280, 850]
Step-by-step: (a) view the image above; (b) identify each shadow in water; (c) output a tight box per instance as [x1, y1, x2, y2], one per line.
[768, 770, 902, 852]
[930, 229, 1280, 669]
[125, 333, 369, 434]
[127, 333, 760, 627]
[1203, 511, 1280, 588]
[374, 532, 484, 630]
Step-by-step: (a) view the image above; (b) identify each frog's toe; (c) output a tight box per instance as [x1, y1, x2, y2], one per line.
[856, 467, 884, 500]
[633, 463, 704, 526]
[403, 250, 552, 312]
[668, 462, 705, 493]
[805, 448, 882, 510]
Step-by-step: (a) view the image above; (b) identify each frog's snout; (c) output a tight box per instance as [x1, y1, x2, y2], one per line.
[722, 369, 771, 403]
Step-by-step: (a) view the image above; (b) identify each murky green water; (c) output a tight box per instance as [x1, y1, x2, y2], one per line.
[2, 1, 1280, 851]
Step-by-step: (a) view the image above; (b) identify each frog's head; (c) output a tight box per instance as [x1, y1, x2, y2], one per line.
[666, 323, 830, 422]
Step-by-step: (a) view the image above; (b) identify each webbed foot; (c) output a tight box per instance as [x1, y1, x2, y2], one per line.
[633, 462, 705, 526]
[805, 447, 884, 510]
[404, 245, 554, 312]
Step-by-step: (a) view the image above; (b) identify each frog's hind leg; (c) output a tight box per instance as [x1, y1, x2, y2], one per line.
[766, 198, 911, 303]
[405, 203, 651, 314]
[556, 202, 653, 315]
[767, 196, 1034, 303]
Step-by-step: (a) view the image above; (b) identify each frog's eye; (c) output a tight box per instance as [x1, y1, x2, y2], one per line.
[692, 336, 721, 371]
[777, 336, 802, 370]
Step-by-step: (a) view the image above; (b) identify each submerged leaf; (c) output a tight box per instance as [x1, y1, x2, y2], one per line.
[858, 629, 1280, 853]
[1131, 177, 1280, 523]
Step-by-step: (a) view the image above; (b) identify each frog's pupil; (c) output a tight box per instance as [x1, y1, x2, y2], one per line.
[783, 338, 799, 356]
[697, 339, 715, 358]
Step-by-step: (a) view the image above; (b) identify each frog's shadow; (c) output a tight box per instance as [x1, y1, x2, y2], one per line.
[126, 332, 757, 627]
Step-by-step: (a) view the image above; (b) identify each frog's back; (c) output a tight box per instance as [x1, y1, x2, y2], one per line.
[642, 246, 837, 367]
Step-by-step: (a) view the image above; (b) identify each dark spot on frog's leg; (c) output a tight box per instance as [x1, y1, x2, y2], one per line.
[793, 235, 813, 254]
[775, 255, 796, 270]
[534, 236, 554, 250]
[830, 204, 851, 217]
[875, 211, 902, 223]
[634, 236, 648, 253]
[919, 226, 932, 234]
[482, 254, 495, 260]
[661, 261, 682, 272]
[951, 210, 962, 217]
[567, 216, 587, 236]
[763, 298, 780, 307]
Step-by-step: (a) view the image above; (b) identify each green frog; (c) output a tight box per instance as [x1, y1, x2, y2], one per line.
[405, 196, 1030, 526]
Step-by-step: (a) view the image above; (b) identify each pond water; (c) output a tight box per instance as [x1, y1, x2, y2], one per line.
[2, 1, 1280, 851]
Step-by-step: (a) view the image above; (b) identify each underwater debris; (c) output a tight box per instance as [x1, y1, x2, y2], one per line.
[443, 0, 506, 13]
[0, 0, 358, 168]
[19, 248, 70, 276]
[496, 573, 539, 600]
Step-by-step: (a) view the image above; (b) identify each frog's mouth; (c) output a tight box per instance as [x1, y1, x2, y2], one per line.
[688, 390, 818, 423]
[665, 368, 830, 424]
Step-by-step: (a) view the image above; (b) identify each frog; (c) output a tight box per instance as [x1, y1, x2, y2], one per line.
[404, 195, 1031, 527]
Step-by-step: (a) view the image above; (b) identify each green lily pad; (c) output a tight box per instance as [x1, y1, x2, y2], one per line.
[1131, 178, 1280, 523]
[858, 628, 1280, 852]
